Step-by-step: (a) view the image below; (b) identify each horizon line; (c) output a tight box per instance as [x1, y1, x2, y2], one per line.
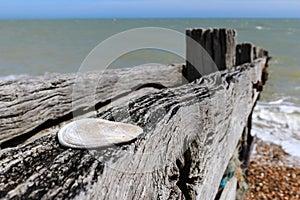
[0, 16, 300, 20]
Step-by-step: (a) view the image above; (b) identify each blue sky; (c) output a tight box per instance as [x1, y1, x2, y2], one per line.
[0, 0, 299, 18]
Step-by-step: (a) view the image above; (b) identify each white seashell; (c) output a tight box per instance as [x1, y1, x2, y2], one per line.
[57, 118, 143, 149]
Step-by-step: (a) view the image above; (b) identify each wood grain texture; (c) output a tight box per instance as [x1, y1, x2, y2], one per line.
[0, 64, 183, 145]
[185, 28, 237, 82]
[0, 58, 267, 200]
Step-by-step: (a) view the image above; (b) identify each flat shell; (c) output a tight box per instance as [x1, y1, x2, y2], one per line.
[57, 118, 143, 149]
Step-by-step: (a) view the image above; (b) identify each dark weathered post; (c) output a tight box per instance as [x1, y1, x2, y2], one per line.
[185, 28, 236, 82]
[236, 43, 254, 66]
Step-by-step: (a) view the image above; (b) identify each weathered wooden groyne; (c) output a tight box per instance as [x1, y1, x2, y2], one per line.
[0, 28, 269, 199]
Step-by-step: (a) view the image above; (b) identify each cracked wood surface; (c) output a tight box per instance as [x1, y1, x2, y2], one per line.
[0, 58, 266, 199]
[0, 64, 183, 146]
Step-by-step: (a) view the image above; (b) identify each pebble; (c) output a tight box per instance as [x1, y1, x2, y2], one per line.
[244, 140, 300, 200]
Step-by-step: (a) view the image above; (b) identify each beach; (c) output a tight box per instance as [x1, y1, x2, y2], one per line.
[244, 139, 300, 199]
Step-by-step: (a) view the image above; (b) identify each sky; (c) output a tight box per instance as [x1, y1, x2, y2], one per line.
[0, 0, 299, 19]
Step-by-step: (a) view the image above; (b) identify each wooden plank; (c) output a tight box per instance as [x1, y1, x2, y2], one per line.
[236, 43, 270, 168]
[0, 64, 184, 146]
[0, 58, 266, 199]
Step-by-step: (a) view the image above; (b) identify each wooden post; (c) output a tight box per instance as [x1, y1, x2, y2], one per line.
[185, 28, 236, 82]
[237, 43, 269, 65]
[236, 43, 254, 66]
[253, 46, 269, 59]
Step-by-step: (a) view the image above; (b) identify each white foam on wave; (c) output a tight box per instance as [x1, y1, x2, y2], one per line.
[252, 99, 300, 158]
[0, 74, 31, 81]
[255, 26, 270, 30]
[268, 99, 285, 105]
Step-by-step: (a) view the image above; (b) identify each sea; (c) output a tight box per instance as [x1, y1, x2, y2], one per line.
[0, 19, 299, 158]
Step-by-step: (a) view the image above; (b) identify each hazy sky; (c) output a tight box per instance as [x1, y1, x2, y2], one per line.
[0, 0, 299, 18]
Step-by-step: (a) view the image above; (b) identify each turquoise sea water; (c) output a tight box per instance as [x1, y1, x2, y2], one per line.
[0, 19, 299, 156]
[0, 19, 300, 102]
